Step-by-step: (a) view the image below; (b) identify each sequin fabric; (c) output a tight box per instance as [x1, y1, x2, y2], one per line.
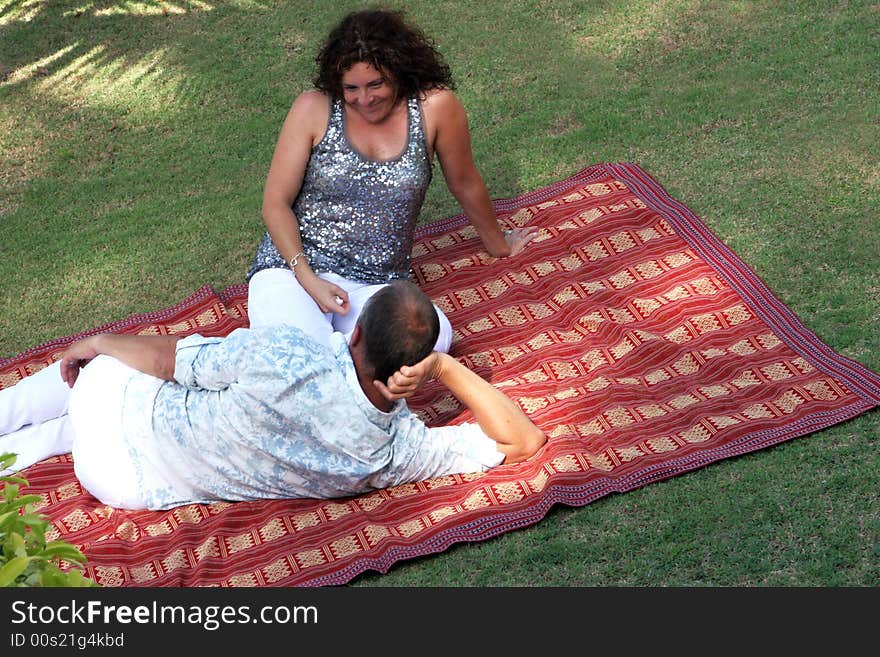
[247, 96, 432, 283]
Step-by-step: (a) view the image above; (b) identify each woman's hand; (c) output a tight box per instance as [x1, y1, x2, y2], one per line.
[298, 271, 350, 315]
[503, 226, 539, 256]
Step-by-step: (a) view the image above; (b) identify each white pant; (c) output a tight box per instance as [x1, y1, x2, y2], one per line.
[0, 357, 146, 508]
[0, 361, 72, 472]
[247, 268, 452, 353]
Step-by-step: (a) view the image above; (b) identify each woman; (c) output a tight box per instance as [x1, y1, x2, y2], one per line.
[247, 8, 537, 352]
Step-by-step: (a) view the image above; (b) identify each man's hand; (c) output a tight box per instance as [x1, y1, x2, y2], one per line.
[59, 336, 102, 388]
[373, 352, 441, 401]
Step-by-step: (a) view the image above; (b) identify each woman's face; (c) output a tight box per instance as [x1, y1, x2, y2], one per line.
[340, 62, 398, 124]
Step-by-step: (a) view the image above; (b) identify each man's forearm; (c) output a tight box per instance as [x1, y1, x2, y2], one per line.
[96, 334, 181, 380]
[61, 334, 181, 386]
[433, 353, 546, 463]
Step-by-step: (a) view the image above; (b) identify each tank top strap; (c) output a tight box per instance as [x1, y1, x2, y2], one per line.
[406, 96, 426, 156]
[324, 98, 345, 144]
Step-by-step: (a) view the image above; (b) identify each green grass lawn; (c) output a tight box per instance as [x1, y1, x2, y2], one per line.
[1, 0, 877, 586]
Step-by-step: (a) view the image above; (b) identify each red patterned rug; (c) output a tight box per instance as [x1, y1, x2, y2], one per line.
[3, 162, 878, 587]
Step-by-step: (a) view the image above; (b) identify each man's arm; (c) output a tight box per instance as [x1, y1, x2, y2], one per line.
[375, 352, 546, 463]
[60, 334, 182, 388]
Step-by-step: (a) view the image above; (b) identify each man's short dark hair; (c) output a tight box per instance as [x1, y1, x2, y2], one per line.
[357, 280, 440, 383]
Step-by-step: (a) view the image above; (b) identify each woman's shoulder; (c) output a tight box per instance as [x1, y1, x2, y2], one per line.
[421, 87, 460, 108]
[291, 89, 332, 113]
[285, 90, 333, 138]
[421, 88, 466, 121]
[421, 88, 468, 129]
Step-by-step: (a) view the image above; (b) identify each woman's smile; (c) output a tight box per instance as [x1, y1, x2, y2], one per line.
[341, 62, 398, 124]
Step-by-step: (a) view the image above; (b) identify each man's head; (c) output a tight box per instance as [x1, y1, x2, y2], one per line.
[356, 280, 440, 383]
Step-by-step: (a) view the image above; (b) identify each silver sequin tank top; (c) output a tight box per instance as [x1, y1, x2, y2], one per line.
[247, 96, 432, 283]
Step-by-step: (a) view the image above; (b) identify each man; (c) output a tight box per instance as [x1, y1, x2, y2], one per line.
[0, 281, 546, 510]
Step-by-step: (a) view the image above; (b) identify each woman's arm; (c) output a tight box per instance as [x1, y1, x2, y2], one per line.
[261, 91, 350, 314]
[375, 352, 546, 463]
[426, 90, 537, 258]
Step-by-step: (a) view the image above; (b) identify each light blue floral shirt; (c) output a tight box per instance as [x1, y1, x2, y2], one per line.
[119, 327, 503, 510]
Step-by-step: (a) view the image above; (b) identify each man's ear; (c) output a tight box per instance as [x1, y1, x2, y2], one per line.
[349, 324, 362, 347]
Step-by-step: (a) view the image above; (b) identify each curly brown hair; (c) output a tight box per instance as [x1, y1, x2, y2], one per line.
[313, 8, 455, 101]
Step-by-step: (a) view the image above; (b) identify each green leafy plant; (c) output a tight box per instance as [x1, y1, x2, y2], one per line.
[0, 452, 97, 587]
